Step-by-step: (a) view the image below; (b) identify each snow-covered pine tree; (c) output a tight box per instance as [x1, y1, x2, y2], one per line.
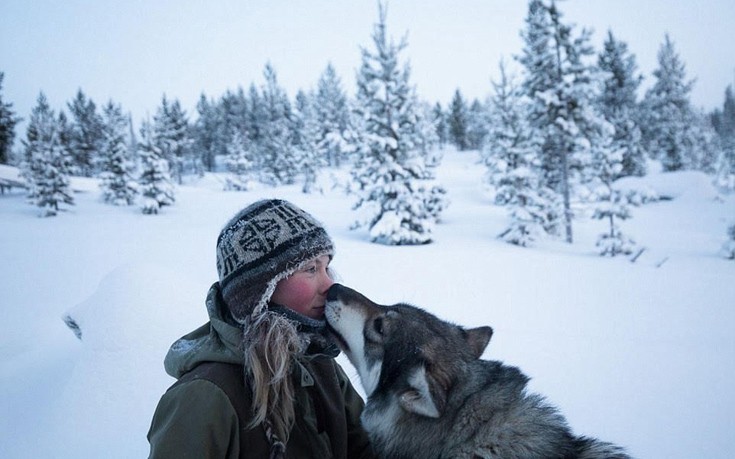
[127, 114, 138, 164]
[415, 101, 443, 169]
[138, 120, 175, 214]
[194, 93, 227, 172]
[588, 120, 635, 256]
[56, 111, 74, 167]
[349, 3, 447, 245]
[712, 86, 735, 190]
[246, 84, 267, 146]
[153, 95, 193, 184]
[517, 0, 612, 243]
[518, 0, 567, 240]
[448, 89, 469, 151]
[597, 30, 646, 178]
[640, 34, 699, 172]
[314, 63, 352, 167]
[432, 102, 448, 149]
[466, 99, 489, 151]
[256, 63, 298, 185]
[0, 72, 20, 165]
[482, 62, 558, 246]
[21, 92, 74, 216]
[294, 90, 325, 193]
[220, 87, 250, 146]
[99, 100, 137, 205]
[688, 111, 723, 174]
[67, 89, 104, 177]
[224, 130, 255, 191]
[723, 223, 735, 260]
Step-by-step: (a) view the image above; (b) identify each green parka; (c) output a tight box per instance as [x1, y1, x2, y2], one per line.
[147, 284, 374, 459]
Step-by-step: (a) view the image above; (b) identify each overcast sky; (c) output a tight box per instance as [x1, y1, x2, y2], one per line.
[2, 0, 734, 132]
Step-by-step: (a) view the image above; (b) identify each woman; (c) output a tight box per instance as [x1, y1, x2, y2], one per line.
[148, 199, 374, 458]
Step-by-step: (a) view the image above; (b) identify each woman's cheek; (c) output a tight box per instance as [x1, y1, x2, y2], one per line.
[276, 276, 317, 313]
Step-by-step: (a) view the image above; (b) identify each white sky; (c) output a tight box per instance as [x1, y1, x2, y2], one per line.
[2, 0, 734, 131]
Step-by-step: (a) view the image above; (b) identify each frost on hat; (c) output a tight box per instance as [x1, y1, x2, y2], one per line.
[216, 199, 334, 322]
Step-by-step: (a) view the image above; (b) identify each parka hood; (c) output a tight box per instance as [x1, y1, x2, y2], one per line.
[164, 283, 243, 379]
[163, 282, 340, 380]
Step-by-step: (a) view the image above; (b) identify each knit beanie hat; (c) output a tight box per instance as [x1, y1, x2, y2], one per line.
[216, 199, 334, 323]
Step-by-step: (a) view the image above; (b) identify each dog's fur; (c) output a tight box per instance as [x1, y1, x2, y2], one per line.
[325, 284, 630, 459]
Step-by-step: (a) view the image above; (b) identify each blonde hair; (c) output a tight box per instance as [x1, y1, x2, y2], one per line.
[242, 311, 304, 447]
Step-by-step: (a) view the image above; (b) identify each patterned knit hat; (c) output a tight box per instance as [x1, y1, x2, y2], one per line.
[216, 199, 334, 323]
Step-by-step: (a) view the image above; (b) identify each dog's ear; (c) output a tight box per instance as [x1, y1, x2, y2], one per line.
[399, 366, 445, 418]
[465, 326, 493, 359]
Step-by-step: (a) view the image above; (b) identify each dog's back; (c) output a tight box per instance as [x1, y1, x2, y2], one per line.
[438, 359, 629, 458]
[325, 283, 631, 459]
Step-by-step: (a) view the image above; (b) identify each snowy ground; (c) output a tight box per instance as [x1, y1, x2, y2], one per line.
[1, 149, 733, 458]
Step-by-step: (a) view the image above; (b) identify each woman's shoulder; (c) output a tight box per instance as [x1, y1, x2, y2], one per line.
[173, 362, 250, 408]
[148, 373, 241, 458]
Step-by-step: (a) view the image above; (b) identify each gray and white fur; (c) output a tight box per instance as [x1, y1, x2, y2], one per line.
[325, 284, 631, 459]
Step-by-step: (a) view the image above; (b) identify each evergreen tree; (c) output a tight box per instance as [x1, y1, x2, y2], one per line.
[153, 95, 193, 184]
[589, 121, 635, 256]
[517, 0, 612, 243]
[21, 93, 74, 216]
[99, 100, 138, 205]
[294, 90, 325, 193]
[712, 86, 735, 189]
[720, 86, 735, 139]
[0, 72, 21, 164]
[224, 130, 255, 191]
[246, 83, 267, 145]
[256, 63, 297, 185]
[448, 89, 469, 150]
[56, 111, 74, 167]
[67, 89, 104, 177]
[597, 30, 646, 177]
[483, 62, 558, 246]
[640, 34, 699, 172]
[466, 98, 489, 150]
[220, 87, 250, 148]
[138, 120, 175, 214]
[415, 101, 443, 169]
[126, 114, 138, 164]
[349, 3, 447, 245]
[314, 63, 352, 167]
[193, 93, 227, 172]
[432, 102, 448, 148]
[688, 111, 722, 173]
[723, 223, 735, 260]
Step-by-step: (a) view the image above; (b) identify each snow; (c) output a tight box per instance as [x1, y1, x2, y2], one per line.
[1, 149, 734, 458]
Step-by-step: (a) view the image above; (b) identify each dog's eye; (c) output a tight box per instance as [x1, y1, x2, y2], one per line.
[373, 317, 384, 335]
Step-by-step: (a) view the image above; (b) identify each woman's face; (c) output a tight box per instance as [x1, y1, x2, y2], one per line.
[271, 254, 333, 319]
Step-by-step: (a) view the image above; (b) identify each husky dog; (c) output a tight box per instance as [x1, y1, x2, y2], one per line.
[325, 284, 631, 459]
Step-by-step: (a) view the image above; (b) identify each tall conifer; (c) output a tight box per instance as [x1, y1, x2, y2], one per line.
[22, 93, 74, 216]
[99, 101, 138, 205]
[641, 35, 698, 171]
[0, 72, 20, 165]
[349, 3, 446, 245]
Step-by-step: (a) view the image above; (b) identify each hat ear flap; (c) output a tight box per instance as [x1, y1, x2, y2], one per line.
[399, 365, 445, 418]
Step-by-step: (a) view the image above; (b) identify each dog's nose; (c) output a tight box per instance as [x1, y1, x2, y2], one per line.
[327, 283, 347, 301]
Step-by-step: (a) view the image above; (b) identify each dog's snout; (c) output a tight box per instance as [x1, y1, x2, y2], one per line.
[327, 283, 348, 302]
[327, 284, 379, 313]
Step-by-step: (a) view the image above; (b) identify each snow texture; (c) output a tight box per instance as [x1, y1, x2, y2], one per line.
[0, 149, 734, 458]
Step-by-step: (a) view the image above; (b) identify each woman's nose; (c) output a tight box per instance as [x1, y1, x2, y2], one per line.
[320, 268, 334, 292]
